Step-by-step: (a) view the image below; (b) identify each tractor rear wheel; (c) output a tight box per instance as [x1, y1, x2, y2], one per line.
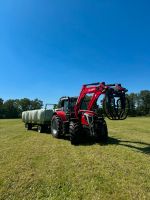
[51, 115, 62, 138]
[70, 122, 81, 145]
[96, 119, 108, 143]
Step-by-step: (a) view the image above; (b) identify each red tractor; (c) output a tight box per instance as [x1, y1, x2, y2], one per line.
[51, 82, 129, 145]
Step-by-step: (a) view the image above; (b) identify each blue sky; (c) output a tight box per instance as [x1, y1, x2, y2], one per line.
[0, 0, 150, 104]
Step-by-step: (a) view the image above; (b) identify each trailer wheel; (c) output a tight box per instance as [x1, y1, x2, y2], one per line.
[70, 122, 81, 145]
[26, 123, 32, 130]
[38, 125, 44, 133]
[96, 119, 108, 143]
[51, 115, 62, 138]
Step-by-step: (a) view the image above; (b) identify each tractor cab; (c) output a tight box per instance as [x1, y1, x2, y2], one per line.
[56, 97, 78, 113]
[56, 97, 70, 112]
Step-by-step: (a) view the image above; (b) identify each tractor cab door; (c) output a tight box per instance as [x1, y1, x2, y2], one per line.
[58, 98, 69, 113]
[57, 97, 77, 119]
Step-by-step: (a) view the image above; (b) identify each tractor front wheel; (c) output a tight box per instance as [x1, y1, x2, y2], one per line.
[70, 122, 81, 145]
[51, 115, 62, 138]
[96, 119, 108, 143]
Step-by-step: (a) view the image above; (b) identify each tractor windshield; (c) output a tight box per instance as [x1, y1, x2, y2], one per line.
[80, 95, 91, 110]
[70, 98, 78, 112]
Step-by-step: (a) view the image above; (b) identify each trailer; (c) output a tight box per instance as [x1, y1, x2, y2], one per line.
[22, 109, 54, 133]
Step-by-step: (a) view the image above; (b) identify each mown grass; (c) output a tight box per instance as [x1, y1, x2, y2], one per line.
[0, 118, 150, 200]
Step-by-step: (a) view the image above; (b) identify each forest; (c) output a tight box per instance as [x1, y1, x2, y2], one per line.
[0, 98, 43, 119]
[127, 90, 150, 116]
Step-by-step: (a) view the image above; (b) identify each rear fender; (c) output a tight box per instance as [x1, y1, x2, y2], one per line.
[53, 111, 67, 122]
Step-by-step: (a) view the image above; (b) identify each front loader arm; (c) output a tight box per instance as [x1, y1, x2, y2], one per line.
[74, 82, 129, 120]
[74, 82, 106, 117]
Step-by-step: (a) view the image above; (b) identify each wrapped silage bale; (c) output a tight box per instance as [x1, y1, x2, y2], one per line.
[37, 109, 53, 124]
[22, 109, 54, 125]
[22, 111, 29, 123]
[31, 110, 38, 123]
[29, 111, 33, 123]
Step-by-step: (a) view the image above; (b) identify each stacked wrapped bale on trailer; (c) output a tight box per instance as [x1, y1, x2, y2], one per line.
[22, 109, 54, 133]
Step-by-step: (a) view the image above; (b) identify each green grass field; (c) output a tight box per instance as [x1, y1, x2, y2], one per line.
[0, 118, 150, 200]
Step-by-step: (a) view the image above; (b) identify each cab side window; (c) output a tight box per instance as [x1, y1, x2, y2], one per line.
[63, 100, 69, 112]
[57, 100, 63, 109]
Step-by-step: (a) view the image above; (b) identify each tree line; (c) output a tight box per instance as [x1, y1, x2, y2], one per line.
[127, 90, 150, 116]
[0, 98, 43, 119]
[0, 90, 150, 119]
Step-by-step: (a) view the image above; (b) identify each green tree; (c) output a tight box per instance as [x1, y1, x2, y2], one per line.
[30, 98, 43, 110]
[3, 99, 19, 118]
[0, 98, 3, 106]
[138, 90, 150, 115]
[19, 98, 43, 112]
[127, 93, 138, 116]
[0, 98, 4, 118]
[19, 98, 31, 111]
[0, 98, 43, 119]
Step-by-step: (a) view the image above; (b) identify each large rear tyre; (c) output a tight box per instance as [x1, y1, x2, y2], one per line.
[69, 122, 81, 145]
[51, 115, 62, 138]
[96, 119, 108, 143]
